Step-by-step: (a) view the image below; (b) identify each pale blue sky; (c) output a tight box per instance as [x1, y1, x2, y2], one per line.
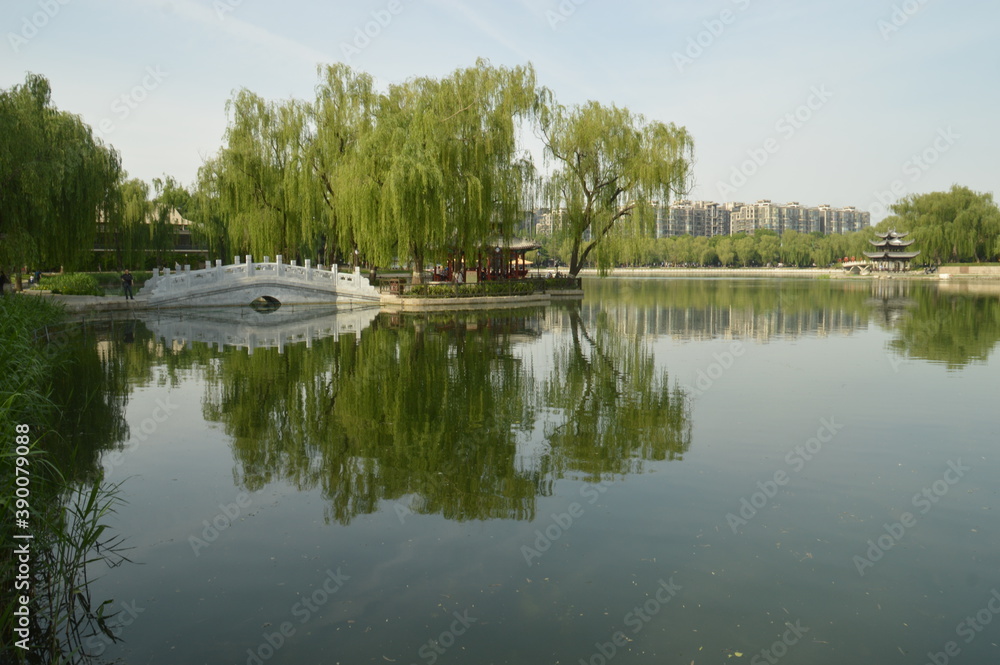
[3, 0, 997, 223]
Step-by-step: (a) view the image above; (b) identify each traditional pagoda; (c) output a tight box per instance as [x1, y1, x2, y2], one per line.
[864, 230, 920, 272]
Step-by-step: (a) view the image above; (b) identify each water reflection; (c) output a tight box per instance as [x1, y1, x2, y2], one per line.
[581, 278, 877, 341]
[76, 279, 1000, 664]
[197, 307, 690, 524]
[582, 278, 1000, 367]
[888, 281, 1000, 368]
[92, 279, 1000, 528]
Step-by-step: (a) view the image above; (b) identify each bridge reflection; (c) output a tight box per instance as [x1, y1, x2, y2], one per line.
[137, 305, 379, 354]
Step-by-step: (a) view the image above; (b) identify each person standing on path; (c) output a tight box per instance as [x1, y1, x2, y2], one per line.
[121, 269, 135, 300]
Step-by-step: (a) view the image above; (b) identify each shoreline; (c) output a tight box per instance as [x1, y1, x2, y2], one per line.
[576, 267, 931, 279]
[18, 264, 1000, 313]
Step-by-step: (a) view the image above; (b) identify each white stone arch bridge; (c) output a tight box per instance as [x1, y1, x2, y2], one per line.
[140, 255, 380, 307]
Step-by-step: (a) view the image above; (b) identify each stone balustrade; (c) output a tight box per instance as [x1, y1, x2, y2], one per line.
[141, 255, 380, 307]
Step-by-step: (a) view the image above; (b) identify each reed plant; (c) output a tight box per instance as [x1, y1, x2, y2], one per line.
[1, 296, 131, 664]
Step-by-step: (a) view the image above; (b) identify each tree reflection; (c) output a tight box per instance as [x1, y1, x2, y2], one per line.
[201, 308, 690, 524]
[45, 324, 132, 483]
[886, 284, 1000, 368]
[581, 278, 874, 340]
[541, 304, 690, 478]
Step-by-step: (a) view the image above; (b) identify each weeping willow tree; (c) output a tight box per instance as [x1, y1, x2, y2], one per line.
[100, 178, 151, 270]
[217, 90, 311, 261]
[148, 175, 192, 267]
[189, 157, 231, 262]
[305, 64, 378, 265]
[879, 186, 1000, 264]
[345, 59, 541, 282]
[540, 100, 694, 276]
[0, 74, 120, 280]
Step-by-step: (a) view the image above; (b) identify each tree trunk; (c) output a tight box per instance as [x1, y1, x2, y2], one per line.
[568, 238, 581, 277]
[411, 247, 424, 284]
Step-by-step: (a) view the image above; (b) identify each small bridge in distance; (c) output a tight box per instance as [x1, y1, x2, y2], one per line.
[140, 255, 381, 307]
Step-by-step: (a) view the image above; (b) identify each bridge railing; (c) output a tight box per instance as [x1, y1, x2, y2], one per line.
[142, 255, 379, 301]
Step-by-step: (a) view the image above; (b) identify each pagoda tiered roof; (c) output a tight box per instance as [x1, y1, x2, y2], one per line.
[863, 250, 921, 260]
[863, 229, 919, 261]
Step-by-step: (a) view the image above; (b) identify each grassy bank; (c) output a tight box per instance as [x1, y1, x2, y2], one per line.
[28, 271, 152, 297]
[1, 296, 128, 664]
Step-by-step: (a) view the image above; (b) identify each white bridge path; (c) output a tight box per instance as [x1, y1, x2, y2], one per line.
[140, 255, 381, 307]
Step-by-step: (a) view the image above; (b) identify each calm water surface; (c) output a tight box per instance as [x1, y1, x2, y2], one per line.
[75, 278, 1000, 664]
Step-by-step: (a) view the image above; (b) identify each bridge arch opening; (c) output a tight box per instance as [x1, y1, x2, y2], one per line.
[250, 295, 281, 312]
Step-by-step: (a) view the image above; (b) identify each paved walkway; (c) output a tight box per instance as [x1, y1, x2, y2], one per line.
[18, 290, 151, 312]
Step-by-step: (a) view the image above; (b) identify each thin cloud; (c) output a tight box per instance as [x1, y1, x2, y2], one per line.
[120, 0, 335, 67]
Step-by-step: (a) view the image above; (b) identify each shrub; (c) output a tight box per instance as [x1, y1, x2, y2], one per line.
[44, 273, 103, 296]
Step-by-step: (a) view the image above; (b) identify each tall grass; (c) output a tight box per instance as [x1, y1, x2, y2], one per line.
[1, 296, 131, 664]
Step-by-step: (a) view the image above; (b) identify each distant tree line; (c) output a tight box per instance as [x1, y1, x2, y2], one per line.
[537, 185, 1000, 269]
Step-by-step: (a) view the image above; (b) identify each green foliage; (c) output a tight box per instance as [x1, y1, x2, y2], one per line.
[888, 286, 1000, 368]
[216, 90, 311, 261]
[339, 60, 540, 281]
[406, 281, 541, 297]
[189, 157, 231, 262]
[535, 227, 875, 269]
[0, 296, 65, 425]
[193, 308, 689, 523]
[0, 74, 121, 272]
[42, 273, 103, 296]
[100, 177, 151, 270]
[540, 101, 693, 275]
[0, 297, 131, 663]
[880, 185, 1000, 264]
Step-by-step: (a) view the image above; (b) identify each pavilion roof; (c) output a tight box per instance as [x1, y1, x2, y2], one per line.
[863, 250, 921, 260]
[486, 236, 542, 253]
[874, 229, 909, 239]
[869, 237, 915, 247]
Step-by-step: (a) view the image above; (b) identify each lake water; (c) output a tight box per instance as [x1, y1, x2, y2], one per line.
[76, 277, 1000, 664]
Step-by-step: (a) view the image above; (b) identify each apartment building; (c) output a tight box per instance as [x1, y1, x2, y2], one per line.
[730, 200, 869, 235]
[661, 200, 733, 237]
